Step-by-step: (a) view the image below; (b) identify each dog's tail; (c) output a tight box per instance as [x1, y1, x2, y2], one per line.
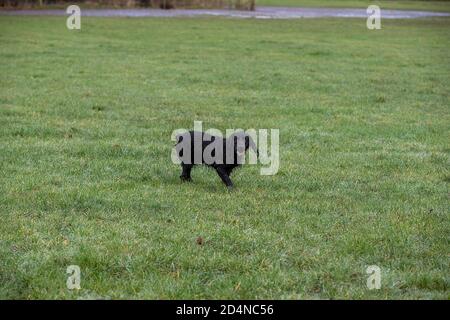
[175, 131, 188, 145]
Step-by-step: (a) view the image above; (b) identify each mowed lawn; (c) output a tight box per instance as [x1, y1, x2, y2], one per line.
[0, 16, 449, 299]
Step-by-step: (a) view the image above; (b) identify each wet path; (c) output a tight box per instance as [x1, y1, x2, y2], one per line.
[1, 7, 449, 19]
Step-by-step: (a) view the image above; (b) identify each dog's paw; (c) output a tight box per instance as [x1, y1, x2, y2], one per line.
[227, 185, 234, 191]
[180, 176, 192, 182]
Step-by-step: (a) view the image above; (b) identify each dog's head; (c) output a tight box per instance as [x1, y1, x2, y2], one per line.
[228, 131, 259, 158]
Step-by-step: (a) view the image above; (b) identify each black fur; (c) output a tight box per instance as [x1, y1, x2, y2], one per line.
[175, 131, 258, 189]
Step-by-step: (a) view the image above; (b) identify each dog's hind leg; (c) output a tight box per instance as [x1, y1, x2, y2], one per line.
[180, 163, 193, 182]
[225, 167, 233, 176]
[216, 167, 233, 189]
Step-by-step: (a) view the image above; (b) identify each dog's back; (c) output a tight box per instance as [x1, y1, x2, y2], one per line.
[176, 131, 227, 166]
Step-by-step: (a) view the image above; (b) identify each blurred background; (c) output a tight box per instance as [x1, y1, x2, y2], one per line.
[0, 0, 256, 10]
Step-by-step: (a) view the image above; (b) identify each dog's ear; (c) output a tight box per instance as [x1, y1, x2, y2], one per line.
[244, 136, 250, 150]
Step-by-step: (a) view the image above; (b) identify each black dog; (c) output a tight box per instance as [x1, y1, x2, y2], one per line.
[175, 131, 258, 189]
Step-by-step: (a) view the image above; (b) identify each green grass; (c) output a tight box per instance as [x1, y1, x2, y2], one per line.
[257, 0, 450, 12]
[0, 16, 449, 299]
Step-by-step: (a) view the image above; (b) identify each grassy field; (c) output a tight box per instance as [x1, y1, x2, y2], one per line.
[258, 0, 450, 12]
[0, 15, 449, 299]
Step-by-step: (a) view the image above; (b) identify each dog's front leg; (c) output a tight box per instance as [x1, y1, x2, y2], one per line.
[216, 167, 233, 190]
[180, 163, 193, 181]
